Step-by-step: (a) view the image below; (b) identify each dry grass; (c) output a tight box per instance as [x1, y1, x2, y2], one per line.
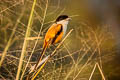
[0, 0, 117, 80]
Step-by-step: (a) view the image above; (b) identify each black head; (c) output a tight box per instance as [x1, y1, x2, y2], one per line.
[55, 15, 69, 22]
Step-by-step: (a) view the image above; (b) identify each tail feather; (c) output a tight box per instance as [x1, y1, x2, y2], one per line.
[29, 41, 49, 74]
[29, 54, 50, 74]
[34, 44, 47, 70]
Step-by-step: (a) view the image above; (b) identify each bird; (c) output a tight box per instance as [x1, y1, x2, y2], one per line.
[30, 15, 71, 72]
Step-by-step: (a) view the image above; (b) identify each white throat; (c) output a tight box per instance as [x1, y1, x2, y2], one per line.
[57, 20, 69, 37]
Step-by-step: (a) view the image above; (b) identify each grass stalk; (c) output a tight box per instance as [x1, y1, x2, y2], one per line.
[96, 63, 106, 80]
[20, 0, 48, 79]
[15, 0, 37, 80]
[88, 63, 97, 80]
[89, 63, 106, 80]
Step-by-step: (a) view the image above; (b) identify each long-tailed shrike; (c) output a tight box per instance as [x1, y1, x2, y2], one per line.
[33, 15, 71, 71]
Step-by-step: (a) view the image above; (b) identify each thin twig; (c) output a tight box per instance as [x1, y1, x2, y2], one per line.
[63, 44, 76, 64]
[0, 1, 21, 14]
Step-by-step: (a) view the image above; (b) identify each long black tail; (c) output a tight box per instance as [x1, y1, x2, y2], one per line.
[34, 44, 47, 70]
[27, 44, 47, 79]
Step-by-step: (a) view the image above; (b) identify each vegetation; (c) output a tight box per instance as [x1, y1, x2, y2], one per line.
[0, 0, 120, 80]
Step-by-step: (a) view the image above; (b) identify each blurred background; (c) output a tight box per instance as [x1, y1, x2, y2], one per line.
[0, 0, 120, 80]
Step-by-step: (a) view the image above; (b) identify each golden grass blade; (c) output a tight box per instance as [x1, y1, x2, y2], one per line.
[96, 63, 106, 80]
[31, 58, 48, 80]
[88, 63, 97, 80]
[20, 0, 49, 79]
[25, 37, 42, 40]
[88, 62, 106, 80]
[15, 0, 37, 80]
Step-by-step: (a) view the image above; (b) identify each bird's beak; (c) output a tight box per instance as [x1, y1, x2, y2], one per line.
[67, 17, 72, 21]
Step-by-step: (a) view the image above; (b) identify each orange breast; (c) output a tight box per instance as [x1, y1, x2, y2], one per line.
[43, 24, 63, 48]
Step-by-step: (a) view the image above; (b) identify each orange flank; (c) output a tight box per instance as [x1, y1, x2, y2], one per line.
[43, 24, 63, 48]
